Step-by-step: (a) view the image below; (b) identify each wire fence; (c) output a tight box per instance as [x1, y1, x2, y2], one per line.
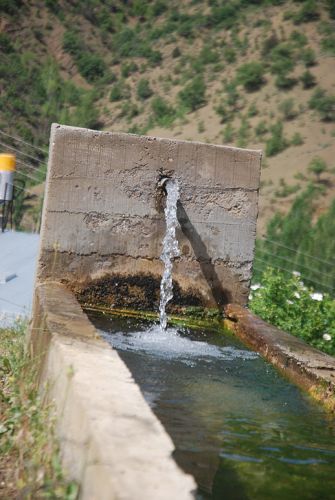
[0, 138, 44, 164]
[254, 239, 335, 295]
[260, 237, 335, 266]
[0, 128, 48, 155]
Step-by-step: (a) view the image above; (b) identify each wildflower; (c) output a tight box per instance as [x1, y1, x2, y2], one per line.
[292, 271, 301, 277]
[287, 300, 293, 305]
[323, 333, 332, 341]
[293, 291, 300, 299]
[310, 292, 323, 301]
[251, 283, 261, 291]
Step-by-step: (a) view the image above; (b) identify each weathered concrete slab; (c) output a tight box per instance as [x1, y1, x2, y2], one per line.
[224, 304, 335, 411]
[37, 124, 261, 308]
[29, 282, 196, 499]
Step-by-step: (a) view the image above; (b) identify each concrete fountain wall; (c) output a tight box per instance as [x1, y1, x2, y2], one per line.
[29, 124, 262, 499]
[37, 124, 262, 309]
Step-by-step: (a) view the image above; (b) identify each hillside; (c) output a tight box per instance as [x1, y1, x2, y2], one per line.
[0, 0, 334, 234]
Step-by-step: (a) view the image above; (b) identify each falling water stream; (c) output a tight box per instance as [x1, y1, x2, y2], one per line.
[159, 179, 180, 330]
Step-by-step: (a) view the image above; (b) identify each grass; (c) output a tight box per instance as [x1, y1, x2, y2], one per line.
[0, 321, 78, 499]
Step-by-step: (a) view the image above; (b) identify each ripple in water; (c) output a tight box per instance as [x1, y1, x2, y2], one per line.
[101, 325, 258, 365]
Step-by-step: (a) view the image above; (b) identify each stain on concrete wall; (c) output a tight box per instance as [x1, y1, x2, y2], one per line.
[37, 124, 261, 309]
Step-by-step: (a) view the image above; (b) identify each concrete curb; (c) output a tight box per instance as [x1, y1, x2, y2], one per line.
[29, 282, 196, 499]
[224, 304, 335, 411]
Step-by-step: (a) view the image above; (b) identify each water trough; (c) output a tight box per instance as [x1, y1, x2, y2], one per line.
[29, 124, 335, 499]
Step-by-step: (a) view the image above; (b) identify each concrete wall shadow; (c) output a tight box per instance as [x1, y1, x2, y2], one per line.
[177, 201, 230, 307]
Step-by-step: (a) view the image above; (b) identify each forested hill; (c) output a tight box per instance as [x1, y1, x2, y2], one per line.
[0, 0, 334, 234]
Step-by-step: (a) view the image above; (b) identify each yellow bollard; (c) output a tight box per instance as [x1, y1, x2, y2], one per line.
[0, 153, 16, 201]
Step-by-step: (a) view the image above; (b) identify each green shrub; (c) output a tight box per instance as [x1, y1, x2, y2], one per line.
[172, 47, 181, 58]
[291, 132, 304, 146]
[222, 123, 234, 142]
[270, 43, 296, 89]
[147, 49, 163, 66]
[283, 9, 295, 21]
[275, 178, 301, 197]
[279, 98, 297, 120]
[301, 47, 316, 67]
[119, 101, 139, 120]
[249, 268, 335, 355]
[309, 88, 335, 121]
[0, 0, 23, 14]
[197, 45, 220, 66]
[63, 30, 81, 58]
[151, 96, 175, 126]
[321, 36, 335, 55]
[215, 103, 232, 124]
[63, 30, 106, 82]
[255, 120, 268, 137]
[121, 61, 138, 78]
[209, 4, 237, 29]
[113, 27, 162, 65]
[223, 47, 236, 63]
[151, 1, 168, 17]
[110, 81, 130, 102]
[197, 120, 205, 133]
[212, 62, 225, 73]
[128, 124, 149, 135]
[177, 17, 196, 38]
[275, 73, 297, 90]
[255, 187, 335, 293]
[69, 91, 101, 130]
[318, 20, 334, 36]
[293, 0, 320, 24]
[231, 30, 248, 55]
[261, 32, 279, 57]
[327, 0, 335, 19]
[224, 82, 239, 107]
[178, 75, 206, 111]
[308, 156, 327, 181]
[0, 33, 14, 53]
[237, 118, 250, 148]
[136, 78, 153, 100]
[112, 28, 136, 57]
[290, 30, 308, 47]
[265, 121, 288, 156]
[300, 70, 316, 89]
[247, 103, 258, 117]
[255, 120, 269, 138]
[270, 43, 294, 74]
[236, 62, 265, 91]
[319, 25, 335, 56]
[77, 53, 106, 82]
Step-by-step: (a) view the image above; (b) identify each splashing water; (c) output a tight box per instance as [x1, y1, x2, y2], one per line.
[159, 179, 180, 330]
[105, 324, 258, 367]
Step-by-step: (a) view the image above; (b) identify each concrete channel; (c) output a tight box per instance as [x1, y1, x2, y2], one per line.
[29, 125, 334, 498]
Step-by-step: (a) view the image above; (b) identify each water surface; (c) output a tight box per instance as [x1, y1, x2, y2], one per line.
[90, 312, 335, 500]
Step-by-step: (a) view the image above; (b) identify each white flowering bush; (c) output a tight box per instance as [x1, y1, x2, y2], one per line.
[249, 268, 335, 356]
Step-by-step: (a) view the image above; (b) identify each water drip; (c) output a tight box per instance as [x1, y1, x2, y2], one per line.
[159, 179, 180, 331]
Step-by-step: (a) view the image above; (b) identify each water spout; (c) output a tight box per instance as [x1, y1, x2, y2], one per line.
[159, 179, 180, 331]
